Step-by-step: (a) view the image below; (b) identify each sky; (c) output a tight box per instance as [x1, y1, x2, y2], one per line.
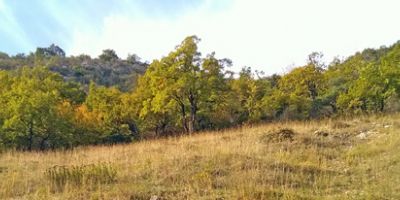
[1, 0, 400, 74]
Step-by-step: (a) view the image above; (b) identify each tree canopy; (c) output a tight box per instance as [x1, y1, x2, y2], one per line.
[1, 37, 400, 150]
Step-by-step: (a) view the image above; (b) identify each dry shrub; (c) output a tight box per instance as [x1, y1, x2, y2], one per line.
[263, 128, 296, 142]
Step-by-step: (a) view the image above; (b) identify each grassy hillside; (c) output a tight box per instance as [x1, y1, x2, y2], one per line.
[1, 114, 400, 199]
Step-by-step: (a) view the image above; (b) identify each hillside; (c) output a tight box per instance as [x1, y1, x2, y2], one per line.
[2, 1, 400, 199]
[0, 45, 148, 92]
[1, 114, 399, 199]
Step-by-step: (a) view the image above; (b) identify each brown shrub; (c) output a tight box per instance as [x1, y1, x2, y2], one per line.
[263, 128, 296, 142]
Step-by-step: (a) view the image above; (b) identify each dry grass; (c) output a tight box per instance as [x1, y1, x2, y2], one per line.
[1, 114, 400, 199]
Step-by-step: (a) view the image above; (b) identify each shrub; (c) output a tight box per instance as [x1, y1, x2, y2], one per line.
[262, 128, 296, 142]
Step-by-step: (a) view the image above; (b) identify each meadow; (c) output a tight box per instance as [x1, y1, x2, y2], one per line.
[1, 114, 399, 199]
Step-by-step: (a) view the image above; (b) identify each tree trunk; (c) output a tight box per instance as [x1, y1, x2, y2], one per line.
[330, 102, 337, 113]
[179, 101, 188, 133]
[28, 120, 33, 151]
[188, 91, 197, 134]
[128, 122, 139, 138]
[379, 99, 385, 112]
[40, 133, 50, 151]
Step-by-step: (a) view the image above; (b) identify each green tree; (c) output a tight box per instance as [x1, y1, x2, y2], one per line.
[84, 82, 138, 143]
[271, 61, 325, 119]
[323, 54, 368, 114]
[0, 67, 78, 150]
[231, 67, 271, 123]
[134, 36, 231, 134]
[197, 53, 232, 129]
[99, 49, 119, 62]
[134, 36, 202, 134]
[337, 44, 400, 113]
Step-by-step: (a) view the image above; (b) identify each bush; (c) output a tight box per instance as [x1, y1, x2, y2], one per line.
[262, 128, 296, 142]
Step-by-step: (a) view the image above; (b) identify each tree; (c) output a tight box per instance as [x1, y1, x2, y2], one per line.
[34, 44, 66, 66]
[323, 54, 368, 114]
[337, 43, 400, 113]
[307, 52, 326, 69]
[134, 36, 231, 134]
[197, 53, 232, 129]
[0, 67, 78, 150]
[84, 82, 138, 143]
[127, 54, 141, 64]
[99, 49, 119, 62]
[272, 62, 325, 119]
[134, 36, 201, 133]
[230, 67, 271, 123]
[36, 44, 66, 57]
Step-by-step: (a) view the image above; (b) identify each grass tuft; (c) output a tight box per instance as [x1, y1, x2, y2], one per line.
[45, 163, 117, 191]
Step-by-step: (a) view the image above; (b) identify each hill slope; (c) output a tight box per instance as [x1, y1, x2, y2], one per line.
[0, 114, 399, 199]
[0, 45, 148, 92]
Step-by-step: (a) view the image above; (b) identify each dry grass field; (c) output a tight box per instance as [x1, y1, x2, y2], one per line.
[1, 114, 400, 199]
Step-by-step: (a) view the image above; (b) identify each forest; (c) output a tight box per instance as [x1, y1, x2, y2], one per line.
[0, 36, 399, 150]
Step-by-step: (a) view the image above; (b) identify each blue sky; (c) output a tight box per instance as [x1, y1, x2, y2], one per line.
[1, 0, 400, 74]
[0, 0, 208, 54]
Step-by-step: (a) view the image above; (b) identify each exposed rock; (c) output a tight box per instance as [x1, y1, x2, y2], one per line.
[356, 130, 378, 139]
[356, 132, 368, 139]
[149, 195, 160, 200]
[384, 125, 392, 128]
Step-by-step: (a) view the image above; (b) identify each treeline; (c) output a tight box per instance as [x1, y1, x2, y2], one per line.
[0, 36, 400, 150]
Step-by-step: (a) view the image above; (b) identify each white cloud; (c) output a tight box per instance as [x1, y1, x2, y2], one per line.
[68, 0, 400, 75]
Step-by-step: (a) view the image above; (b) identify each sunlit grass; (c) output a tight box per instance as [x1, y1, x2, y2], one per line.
[0, 114, 399, 199]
